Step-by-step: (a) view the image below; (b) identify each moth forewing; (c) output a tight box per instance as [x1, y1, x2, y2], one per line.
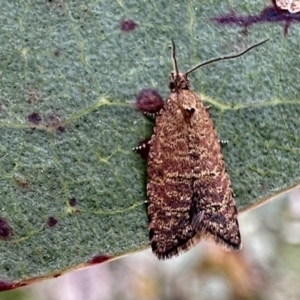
[145, 39, 268, 259]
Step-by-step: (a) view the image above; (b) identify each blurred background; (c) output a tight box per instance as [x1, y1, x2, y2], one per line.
[1, 188, 300, 300]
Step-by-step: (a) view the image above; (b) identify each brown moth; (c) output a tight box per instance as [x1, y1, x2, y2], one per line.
[144, 39, 268, 259]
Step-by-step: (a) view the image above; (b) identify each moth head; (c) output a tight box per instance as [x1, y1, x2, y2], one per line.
[169, 71, 190, 92]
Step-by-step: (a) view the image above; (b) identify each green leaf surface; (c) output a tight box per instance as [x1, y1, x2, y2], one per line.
[1, 0, 300, 285]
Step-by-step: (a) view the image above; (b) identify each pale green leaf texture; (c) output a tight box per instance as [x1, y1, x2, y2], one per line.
[0, 1, 300, 284]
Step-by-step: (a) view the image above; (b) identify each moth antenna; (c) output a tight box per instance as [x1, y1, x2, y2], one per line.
[171, 39, 179, 76]
[185, 38, 269, 76]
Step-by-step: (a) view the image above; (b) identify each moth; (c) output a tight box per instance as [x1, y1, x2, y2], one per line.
[275, 0, 300, 13]
[136, 39, 268, 259]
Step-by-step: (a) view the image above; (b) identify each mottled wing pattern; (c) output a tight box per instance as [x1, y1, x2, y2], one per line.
[147, 90, 241, 259]
[276, 0, 300, 12]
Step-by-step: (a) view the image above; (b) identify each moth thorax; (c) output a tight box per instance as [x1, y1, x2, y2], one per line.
[169, 72, 190, 93]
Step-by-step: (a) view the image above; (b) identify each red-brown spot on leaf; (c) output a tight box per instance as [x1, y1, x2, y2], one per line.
[88, 254, 110, 265]
[47, 114, 62, 127]
[47, 216, 58, 227]
[212, 3, 300, 36]
[57, 125, 65, 133]
[14, 173, 29, 189]
[135, 88, 164, 115]
[27, 112, 41, 125]
[0, 218, 13, 240]
[120, 19, 138, 32]
[46, 113, 66, 133]
[0, 280, 13, 292]
[54, 49, 61, 57]
[69, 197, 77, 206]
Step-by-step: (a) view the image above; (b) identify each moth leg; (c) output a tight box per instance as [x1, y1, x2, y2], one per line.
[219, 139, 228, 145]
[133, 138, 151, 160]
[143, 111, 160, 118]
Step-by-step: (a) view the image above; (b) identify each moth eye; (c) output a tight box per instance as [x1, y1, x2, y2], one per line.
[169, 80, 176, 90]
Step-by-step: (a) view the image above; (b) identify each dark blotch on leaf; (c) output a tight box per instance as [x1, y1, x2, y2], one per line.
[46, 114, 66, 132]
[27, 112, 41, 125]
[212, 3, 300, 36]
[47, 216, 58, 227]
[14, 173, 29, 189]
[120, 19, 138, 32]
[69, 197, 77, 206]
[135, 88, 164, 115]
[89, 254, 110, 265]
[47, 114, 61, 126]
[0, 280, 13, 292]
[57, 126, 65, 133]
[0, 218, 13, 240]
[54, 50, 61, 57]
